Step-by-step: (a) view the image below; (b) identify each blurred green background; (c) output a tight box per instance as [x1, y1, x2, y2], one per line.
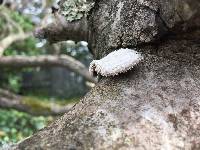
[0, 0, 94, 146]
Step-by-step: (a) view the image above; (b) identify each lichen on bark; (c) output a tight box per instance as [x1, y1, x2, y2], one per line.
[60, 0, 94, 22]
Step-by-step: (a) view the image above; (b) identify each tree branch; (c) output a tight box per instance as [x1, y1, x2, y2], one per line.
[0, 55, 97, 83]
[34, 14, 88, 43]
[1, 11, 24, 33]
[0, 88, 74, 116]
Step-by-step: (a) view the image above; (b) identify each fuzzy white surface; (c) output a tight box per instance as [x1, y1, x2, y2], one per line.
[89, 48, 143, 76]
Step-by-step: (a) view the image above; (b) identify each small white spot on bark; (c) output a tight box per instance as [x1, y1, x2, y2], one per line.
[89, 48, 143, 77]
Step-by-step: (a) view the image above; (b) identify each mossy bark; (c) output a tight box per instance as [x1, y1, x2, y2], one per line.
[11, 0, 200, 149]
[0, 89, 73, 116]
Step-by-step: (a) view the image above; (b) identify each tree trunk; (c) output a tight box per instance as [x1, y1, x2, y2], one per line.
[10, 0, 200, 149]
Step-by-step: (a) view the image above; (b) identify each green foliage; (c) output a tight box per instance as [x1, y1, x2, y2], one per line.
[0, 8, 44, 92]
[0, 10, 42, 92]
[8, 74, 22, 93]
[0, 3, 87, 148]
[0, 95, 77, 146]
[0, 69, 22, 93]
[0, 6, 34, 37]
[0, 17, 6, 34]
[9, 11, 33, 32]
[61, 0, 94, 21]
[0, 109, 52, 145]
[0, 17, 4, 28]
[4, 37, 42, 56]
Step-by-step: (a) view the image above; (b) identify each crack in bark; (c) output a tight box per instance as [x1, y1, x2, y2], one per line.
[155, 8, 171, 31]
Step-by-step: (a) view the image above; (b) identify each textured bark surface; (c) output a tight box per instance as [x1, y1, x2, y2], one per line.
[11, 37, 200, 149]
[88, 0, 199, 58]
[34, 14, 88, 43]
[10, 0, 200, 149]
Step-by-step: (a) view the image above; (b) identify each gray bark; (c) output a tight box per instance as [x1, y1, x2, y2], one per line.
[34, 14, 88, 43]
[88, 0, 200, 58]
[10, 0, 200, 149]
